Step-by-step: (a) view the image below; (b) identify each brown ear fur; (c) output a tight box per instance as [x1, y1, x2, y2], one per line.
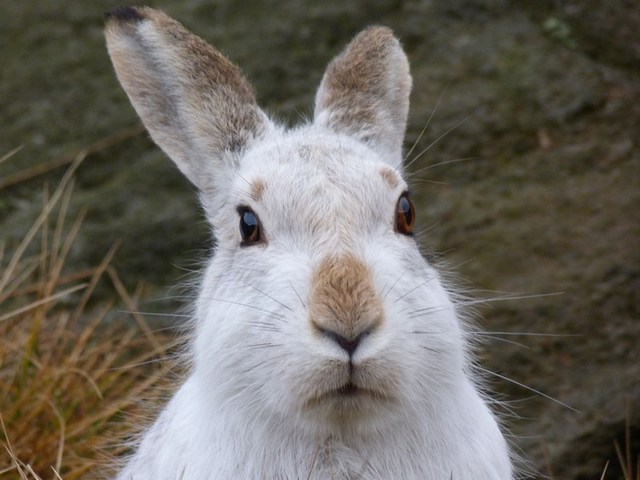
[105, 7, 268, 191]
[313, 26, 412, 166]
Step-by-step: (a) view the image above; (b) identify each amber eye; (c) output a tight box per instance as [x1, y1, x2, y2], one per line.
[395, 193, 415, 236]
[238, 207, 261, 246]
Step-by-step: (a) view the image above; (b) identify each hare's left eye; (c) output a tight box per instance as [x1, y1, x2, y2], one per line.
[238, 207, 262, 246]
[395, 192, 415, 236]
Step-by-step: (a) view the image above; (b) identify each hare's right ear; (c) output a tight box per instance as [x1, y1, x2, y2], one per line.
[104, 7, 271, 193]
[314, 27, 411, 168]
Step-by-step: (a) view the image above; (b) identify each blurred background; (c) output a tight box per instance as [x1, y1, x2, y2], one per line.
[1, 1, 639, 478]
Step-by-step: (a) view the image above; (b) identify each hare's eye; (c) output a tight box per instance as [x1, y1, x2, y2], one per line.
[395, 193, 415, 236]
[238, 207, 261, 246]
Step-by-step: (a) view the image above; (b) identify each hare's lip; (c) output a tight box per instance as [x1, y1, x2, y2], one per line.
[335, 382, 361, 397]
[308, 382, 391, 405]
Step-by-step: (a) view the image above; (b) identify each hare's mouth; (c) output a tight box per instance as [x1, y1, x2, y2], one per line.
[335, 382, 362, 397]
[307, 381, 392, 407]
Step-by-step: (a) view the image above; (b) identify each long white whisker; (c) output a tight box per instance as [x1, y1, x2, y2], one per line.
[240, 354, 289, 375]
[246, 342, 282, 350]
[415, 220, 442, 238]
[117, 310, 192, 319]
[288, 281, 307, 308]
[394, 276, 436, 303]
[411, 178, 449, 185]
[106, 355, 181, 371]
[404, 82, 451, 162]
[459, 292, 565, 305]
[411, 329, 446, 335]
[406, 110, 478, 169]
[476, 335, 530, 349]
[404, 305, 449, 317]
[409, 156, 479, 179]
[247, 283, 293, 311]
[246, 320, 281, 333]
[476, 365, 579, 413]
[475, 331, 580, 338]
[381, 271, 407, 299]
[207, 297, 284, 319]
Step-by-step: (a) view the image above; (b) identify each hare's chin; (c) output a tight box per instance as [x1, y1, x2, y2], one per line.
[304, 382, 396, 415]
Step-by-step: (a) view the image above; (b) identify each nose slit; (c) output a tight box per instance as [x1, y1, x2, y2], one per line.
[320, 328, 371, 357]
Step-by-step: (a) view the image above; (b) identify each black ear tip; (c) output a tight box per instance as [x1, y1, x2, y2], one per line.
[104, 6, 146, 23]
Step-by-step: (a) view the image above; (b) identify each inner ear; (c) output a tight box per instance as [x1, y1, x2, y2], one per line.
[314, 26, 412, 168]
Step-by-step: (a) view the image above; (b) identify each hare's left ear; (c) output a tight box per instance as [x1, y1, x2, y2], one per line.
[104, 7, 272, 194]
[313, 27, 412, 168]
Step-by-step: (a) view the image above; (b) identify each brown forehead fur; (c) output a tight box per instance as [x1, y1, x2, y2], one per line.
[250, 178, 266, 202]
[379, 166, 400, 189]
[309, 255, 384, 339]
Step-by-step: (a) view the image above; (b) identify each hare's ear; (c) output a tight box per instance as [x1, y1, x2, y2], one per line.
[105, 7, 271, 193]
[314, 27, 412, 168]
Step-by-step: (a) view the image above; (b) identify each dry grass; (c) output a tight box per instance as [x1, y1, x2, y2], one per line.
[0, 151, 181, 479]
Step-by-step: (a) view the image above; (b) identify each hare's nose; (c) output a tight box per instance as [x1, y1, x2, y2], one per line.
[318, 327, 372, 357]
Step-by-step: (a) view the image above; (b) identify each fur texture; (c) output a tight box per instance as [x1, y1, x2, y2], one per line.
[105, 7, 513, 479]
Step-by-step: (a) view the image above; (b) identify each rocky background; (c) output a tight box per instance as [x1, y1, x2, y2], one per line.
[1, 1, 638, 478]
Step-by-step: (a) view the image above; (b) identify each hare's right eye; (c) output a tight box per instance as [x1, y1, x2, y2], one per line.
[238, 207, 262, 246]
[395, 192, 415, 236]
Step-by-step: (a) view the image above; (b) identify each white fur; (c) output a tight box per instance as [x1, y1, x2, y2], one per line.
[106, 10, 512, 479]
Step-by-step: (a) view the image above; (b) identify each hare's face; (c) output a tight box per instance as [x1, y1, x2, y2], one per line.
[193, 129, 465, 432]
[105, 8, 465, 433]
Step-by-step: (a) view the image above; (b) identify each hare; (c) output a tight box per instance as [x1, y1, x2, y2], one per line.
[105, 6, 513, 480]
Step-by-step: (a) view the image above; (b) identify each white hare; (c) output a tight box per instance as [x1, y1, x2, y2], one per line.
[105, 6, 513, 479]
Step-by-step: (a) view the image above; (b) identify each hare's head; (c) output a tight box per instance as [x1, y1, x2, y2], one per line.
[106, 7, 466, 435]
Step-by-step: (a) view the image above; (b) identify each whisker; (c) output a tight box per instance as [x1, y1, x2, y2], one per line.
[171, 263, 201, 274]
[394, 276, 436, 303]
[147, 295, 193, 303]
[246, 320, 281, 332]
[241, 354, 289, 375]
[106, 355, 180, 371]
[381, 271, 407, 300]
[406, 109, 478, 169]
[411, 330, 445, 335]
[235, 172, 252, 187]
[458, 292, 565, 306]
[404, 305, 448, 317]
[409, 156, 479, 179]
[415, 220, 442, 238]
[420, 345, 444, 354]
[117, 309, 191, 319]
[246, 342, 282, 350]
[411, 178, 449, 186]
[476, 335, 530, 349]
[404, 82, 451, 162]
[247, 283, 293, 312]
[288, 281, 307, 308]
[474, 331, 580, 338]
[475, 365, 579, 413]
[207, 297, 284, 320]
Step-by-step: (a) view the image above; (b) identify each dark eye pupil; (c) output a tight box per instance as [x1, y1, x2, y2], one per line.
[396, 193, 415, 236]
[399, 197, 412, 225]
[239, 208, 261, 245]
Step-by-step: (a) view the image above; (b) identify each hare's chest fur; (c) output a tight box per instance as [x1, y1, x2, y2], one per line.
[119, 377, 510, 480]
